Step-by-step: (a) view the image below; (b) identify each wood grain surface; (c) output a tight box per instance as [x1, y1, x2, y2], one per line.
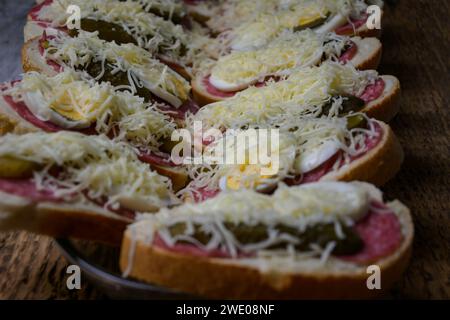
[0, 0, 449, 299]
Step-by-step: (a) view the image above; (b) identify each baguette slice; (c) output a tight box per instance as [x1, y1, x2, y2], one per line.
[119, 199, 413, 299]
[0, 95, 189, 191]
[0, 191, 130, 245]
[22, 37, 59, 76]
[192, 75, 400, 123]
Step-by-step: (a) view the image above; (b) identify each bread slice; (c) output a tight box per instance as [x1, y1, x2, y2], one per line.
[0, 191, 130, 245]
[192, 74, 400, 123]
[320, 121, 403, 187]
[22, 37, 58, 76]
[119, 199, 413, 299]
[0, 96, 190, 190]
[362, 75, 401, 123]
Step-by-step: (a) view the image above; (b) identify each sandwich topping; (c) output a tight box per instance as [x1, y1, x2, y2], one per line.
[40, 30, 191, 107]
[222, 0, 372, 52]
[31, 0, 211, 72]
[184, 115, 383, 199]
[0, 132, 177, 213]
[192, 62, 382, 131]
[130, 182, 404, 265]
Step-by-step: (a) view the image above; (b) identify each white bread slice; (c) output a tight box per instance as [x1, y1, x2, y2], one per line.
[348, 37, 382, 71]
[0, 96, 190, 189]
[119, 199, 413, 299]
[192, 74, 400, 122]
[362, 75, 401, 123]
[182, 122, 402, 203]
[0, 191, 130, 245]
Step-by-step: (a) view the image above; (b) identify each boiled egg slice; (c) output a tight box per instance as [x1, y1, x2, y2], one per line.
[210, 33, 323, 92]
[23, 91, 93, 129]
[274, 181, 370, 220]
[134, 67, 190, 108]
[294, 140, 340, 173]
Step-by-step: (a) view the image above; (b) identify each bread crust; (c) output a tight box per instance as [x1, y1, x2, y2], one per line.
[119, 202, 413, 299]
[350, 37, 382, 71]
[322, 122, 403, 186]
[363, 75, 401, 122]
[0, 194, 130, 245]
[191, 75, 221, 106]
[0, 97, 40, 135]
[22, 37, 58, 76]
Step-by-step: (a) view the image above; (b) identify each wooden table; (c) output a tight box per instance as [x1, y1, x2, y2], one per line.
[0, 0, 449, 299]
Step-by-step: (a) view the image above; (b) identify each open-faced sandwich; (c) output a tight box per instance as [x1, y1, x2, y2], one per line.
[22, 29, 195, 114]
[214, 0, 383, 52]
[0, 131, 179, 244]
[184, 114, 403, 202]
[192, 61, 400, 122]
[120, 181, 413, 299]
[25, 0, 212, 79]
[0, 71, 190, 190]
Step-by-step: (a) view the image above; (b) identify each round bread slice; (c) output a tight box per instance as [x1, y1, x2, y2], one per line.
[0, 191, 130, 245]
[349, 37, 382, 71]
[119, 200, 413, 299]
[362, 75, 401, 123]
[22, 37, 59, 76]
[192, 74, 400, 122]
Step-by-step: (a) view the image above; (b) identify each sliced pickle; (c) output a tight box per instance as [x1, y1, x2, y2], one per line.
[82, 61, 154, 102]
[293, 13, 329, 32]
[159, 138, 181, 155]
[321, 95, 366, 117]
[0, 156, 38, 179]
[346, 114, 368, 130]
[168, 221, 363, 256]
[69, 19, 138, 46]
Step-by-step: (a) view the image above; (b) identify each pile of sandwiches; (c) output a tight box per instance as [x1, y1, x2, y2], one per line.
[0, 0, 413, 299]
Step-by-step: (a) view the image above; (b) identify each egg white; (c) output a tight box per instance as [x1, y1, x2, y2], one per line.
[23, 91, 92, 129]
[295, 140, 340, 173]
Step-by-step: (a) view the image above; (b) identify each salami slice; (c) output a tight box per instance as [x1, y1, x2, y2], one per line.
[335, 13, 369, 35]
[0, 178, 61, 202]
[341, 206, 404, 263]
[338, 41, 358, 63]
[359, 78, 385, 103]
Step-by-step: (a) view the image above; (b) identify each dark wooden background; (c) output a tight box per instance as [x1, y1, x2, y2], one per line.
[0, 0, 448, 299]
